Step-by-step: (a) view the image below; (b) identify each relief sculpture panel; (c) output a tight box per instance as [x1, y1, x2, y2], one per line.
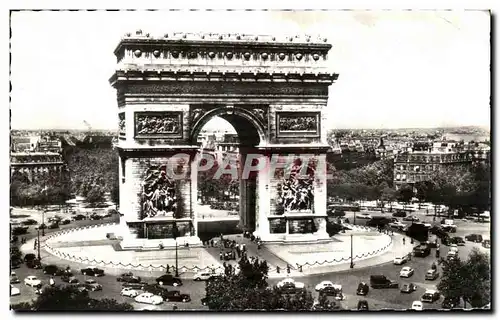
[275, 159, 316, 215]
[134, 112, 183, 138]
[276, 112, 320, 137]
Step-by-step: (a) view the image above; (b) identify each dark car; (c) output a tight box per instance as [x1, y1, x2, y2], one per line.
[441, 225, 457, 233]
[48, 222, 59, 229]
[90, 214, 104, 220]
[43, 265, 60, 275]
[356, 282, 369, 296]
[164, 290, 191, 302]
[122, 282, 148, 290]
[328, 209, 346, 217]
[465, 234, 483, 243]
[441, 236, 452, 246]
[117, 273, 142, 283]
[84, 279, 103, 291]
[81, 267, 105, 276]
[357, 300, 369, 311]
[413, 244, 431, 257]
[24, 253, 36, 262]
[392, 210, 407, 218]
[452, 237, 465, 246]
[222, 251, 236, 261]
[12, 226, 29, 235]
[26, 259, 42, 269]
[442, 297, 460, 309]
[73, 214, 87, 221]
[61, 275, 79, 284]
[60, 219, 71, 225]
[400, 283, 417, 293]
[369, 275, 398, 289]
[156, 274, 182, 286]
[71, 283, 88, 292]
[22, 219, 38, 225]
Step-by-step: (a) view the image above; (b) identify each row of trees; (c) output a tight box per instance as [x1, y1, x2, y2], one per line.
[204, 256, 340, 311]
[198, 158, 239, 204]
[10, 171, 71, 207]
[438, 248, 490, 308]
[11, 286, 133, 311]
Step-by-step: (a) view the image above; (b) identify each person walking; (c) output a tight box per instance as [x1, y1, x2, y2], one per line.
[403, 237, 406, 245]
[49, 277, 55, 287]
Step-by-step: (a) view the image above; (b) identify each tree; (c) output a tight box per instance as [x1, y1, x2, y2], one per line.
[437, 248, 490, 309]
[12, 285, 133, 311]
[10, 246, 22, 264]
[204, 256, 340, 311]
[85, 186, 105, 205]
[380, 183, 396, 210]
[396, 184, 413, 204]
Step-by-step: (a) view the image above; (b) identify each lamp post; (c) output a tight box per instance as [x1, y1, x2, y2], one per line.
[172, 222, 180, 277]
[37, 229, 41, 261]
[41, 209, 45, 236]
[350, 233, 354, 269]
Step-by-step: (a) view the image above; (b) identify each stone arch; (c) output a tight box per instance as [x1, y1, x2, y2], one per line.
[190, 106, 267, 147]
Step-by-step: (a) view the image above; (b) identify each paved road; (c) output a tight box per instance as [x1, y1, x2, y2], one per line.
[11, 207, 490, 310]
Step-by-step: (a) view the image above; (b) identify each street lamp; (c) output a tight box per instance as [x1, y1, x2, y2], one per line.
[37, 229, 41, 261]
[350, 233, 354, 269]
[41, 209, 46, 236]
[172, 222, 180, 277]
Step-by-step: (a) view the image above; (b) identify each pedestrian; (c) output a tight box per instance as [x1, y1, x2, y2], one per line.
[49, 277, 55, 286]
[276, 266, 280, 273]
[403, 237, 406, 245]
[219, 251, 223, 261]
[287, 264, 291, 274]
[166, 264, 170, 273]
[436, 248, 440, 258]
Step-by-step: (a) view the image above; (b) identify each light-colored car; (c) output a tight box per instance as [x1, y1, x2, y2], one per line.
[393, 256, 408, 265]
[10, 285, 20, 296]
[411, 301, 423, 310]
[24, 276, 42, 287]
[121, 287, 139, 298]
[315, 280, 335, 291]
[425, 269, 439, 281]
[400, 267, 414, 278]
[357, 213, 372, 220]
[421, 289, 440, 302]
[276, 278, 305, 289]
[449, 245, 459, 253]
[389, 221, 406, 229]
[134, 292, 163, 305]
[193, 271, 220, 281]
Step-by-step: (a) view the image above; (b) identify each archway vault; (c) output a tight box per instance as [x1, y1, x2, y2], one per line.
[190, 106, 267, 147]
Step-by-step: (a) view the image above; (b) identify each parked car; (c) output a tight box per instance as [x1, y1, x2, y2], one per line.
[134, 292, 163, 305]
[24, 276, 42, 287]
[80, 267, 104, 276]
[357, 213, 372, 220]
[411, 300, 423, 311]
[22, 219, 38, 225]
[421, 289, 440, 303]
[12, 226, 29, 235]
[117, 273, 141, 283]
[72, 214, 87, 221]
[10, 285, 20, 296]
[60, 219, 71, 225]
[400, 283, 417, 293]
[156, 274, 182, 286]
[193, 271, 220, 281]
[369, 275, 398, 289]
[121, 287, 139, 298]
[399, 267, 414, 278]
[163, 290, 191, 302]
[275, 278, 305, 293]
[356, 282, 369, 296]
[425, 269, 439, 281]
[61, 275, 79, 284]
[357, 300, 369, 310]
[465, 234, 483, 243]
[442, 297, 460, 309]
[393, 256, 408, 265]
[317, 284, 344, 300]
[90, 214, 104, 220]
[84, 279, 103, 291]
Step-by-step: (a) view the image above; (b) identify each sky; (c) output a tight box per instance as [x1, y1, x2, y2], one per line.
[9, 10, 491, 130]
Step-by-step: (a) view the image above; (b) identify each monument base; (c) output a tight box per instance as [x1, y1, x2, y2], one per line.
[120, 236, 203, 251]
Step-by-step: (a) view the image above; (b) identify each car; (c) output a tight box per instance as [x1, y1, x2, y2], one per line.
[90, 214, 104, 220]
[72, 214, 87, 221]
[465, 234, 483, 243]
[26, 259, 42, 269]
[392, 210, 407, 218]
[388, 221, 406, 230]
[411, 300, 423, 310]
[482, 239, 490, 248]
[449, 244, 459, 252]
[447, 251, 458, 261]
[117, 273, 142, 283]
[400, 267, 414, 278]
[403, 216, 419, 222]
[10, 285, 21, 296]
[315, 280, 335, 291]
[48, 222, 59, 229]
[22, 219, 38, 225]
[134, 292, 163, 305]
[441, 225, 457, 233]
[24, 253, 37, 262]
[356, 282, 369, 296]
[193, 271, 220, 281]
[10, 273, 20, 284]
[357, 300, 369, 310]
[43, 265, 61, 276]
[60, 219, 71, 225]
[318, 284, 344, 300]
[122, 281, 148, 290]
[369, 275, 398, 289]
[156, 274, 183, 286]
[425, 269, 439, 281]
[71, 284, 88, 293]
[61, 275, 79, 284]
[24, 276, 42, 287]
[81, 267, 104, 276]
[413, 244, 431, 257]
[357, 213, 372, 220]
[421, 289, 440, 303]
[275, 278, 305, 293]
[121, 287, 139, 298]
[442, 297, 460, 309]
[393, 256, 408, 265]
[400, 283, 417, 293]
[163, 290, 191, 302]
[84, 279, 103, 291]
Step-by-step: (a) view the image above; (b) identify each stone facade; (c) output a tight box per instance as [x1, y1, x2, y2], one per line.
[110, 32, 338, 245]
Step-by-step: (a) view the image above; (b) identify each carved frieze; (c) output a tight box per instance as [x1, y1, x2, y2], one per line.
[275, 160, 315, 215]
[134, 112, 183, 138]
[118, 112, 126, 136]
[249, 106, 268, 127]
[139, 164, 180, 220]
[276, 112, 320, 137]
